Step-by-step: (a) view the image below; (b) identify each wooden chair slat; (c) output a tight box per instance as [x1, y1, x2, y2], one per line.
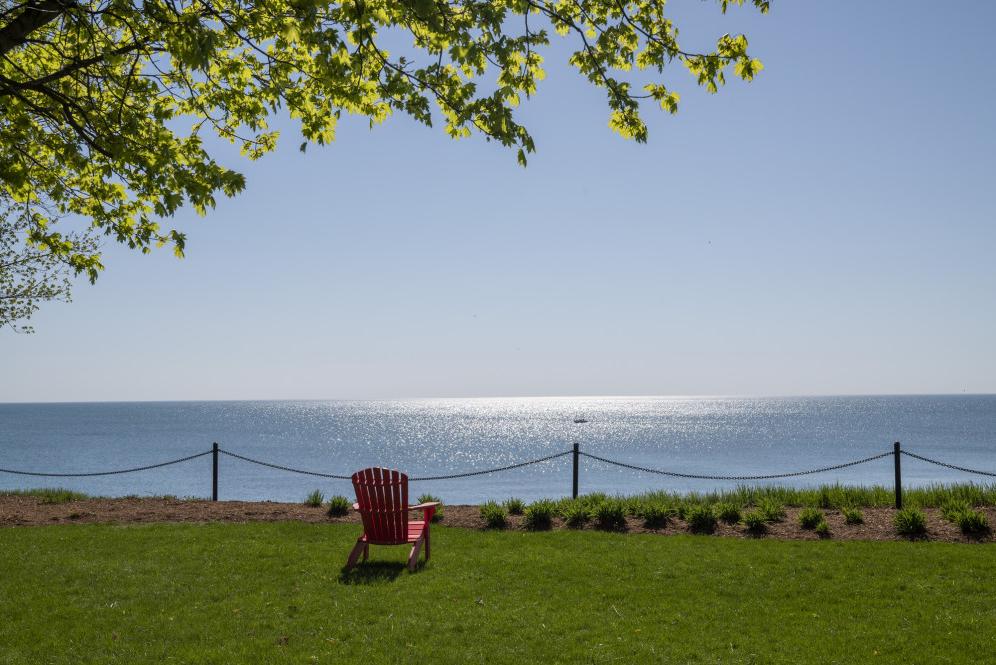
[372, 467, 385, 540]
[362, 468, 377, 537]
[392, 468, 402, 541]
[379, 467, 391, 541]
[383, 468, 395, 541]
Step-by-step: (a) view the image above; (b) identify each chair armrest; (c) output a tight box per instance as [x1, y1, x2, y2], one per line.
[410, 501, 440, 522]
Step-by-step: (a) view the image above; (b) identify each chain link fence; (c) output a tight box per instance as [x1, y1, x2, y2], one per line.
[2, 443, 994, 507]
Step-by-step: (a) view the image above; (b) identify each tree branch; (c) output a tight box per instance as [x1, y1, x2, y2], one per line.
[0, 0, 75, 57]
[0, 39, 146, 98]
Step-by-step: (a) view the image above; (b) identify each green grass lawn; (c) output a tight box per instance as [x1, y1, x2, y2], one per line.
[1, 523, 994, 664]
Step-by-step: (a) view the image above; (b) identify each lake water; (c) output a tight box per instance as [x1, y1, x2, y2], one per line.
[1, 396, 995, 503]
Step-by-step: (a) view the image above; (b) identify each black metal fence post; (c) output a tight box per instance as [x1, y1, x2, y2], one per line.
[212, 442, 219, 501]
[572, 443, 579, 499]
[893, 441, 902, 509]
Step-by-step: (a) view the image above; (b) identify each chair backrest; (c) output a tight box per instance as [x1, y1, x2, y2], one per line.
[351, 467, 409, 544]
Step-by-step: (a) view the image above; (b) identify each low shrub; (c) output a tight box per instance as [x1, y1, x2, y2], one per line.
[741, 510, 766, 534]
[798, 507, 824, 530]
[686, 505, 717, 534]
[304, 490, 324, 507]
[562, 502, 590, 528]
[504, 498, 525, 515]
[758, 499, 786, 523]
[523, 500, 555, 530]
[326, 495, 351, 517]
[894, 507, 927, 537]
[715, 503, 741, 524]
[954, 509, 989, 535]
[842, 507, 864, 525]
[814, 520, 831, 538]
[640, 503, 673, 529]
[594, 501, 627, 531]
[417, 494, 444, 522]
[480, 501, 507, 529]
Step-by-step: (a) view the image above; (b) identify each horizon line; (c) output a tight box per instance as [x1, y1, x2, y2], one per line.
[2, 391, 994, 406]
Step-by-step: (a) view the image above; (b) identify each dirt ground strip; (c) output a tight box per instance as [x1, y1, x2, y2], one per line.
[1, 496, 994, 543]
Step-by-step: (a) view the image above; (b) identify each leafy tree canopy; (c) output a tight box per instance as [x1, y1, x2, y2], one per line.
[0, 0, 768, 288]
[0, 195, 96, 331]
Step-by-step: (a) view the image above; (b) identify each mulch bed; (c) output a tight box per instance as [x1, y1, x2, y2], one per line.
[1, 496, 993, 543]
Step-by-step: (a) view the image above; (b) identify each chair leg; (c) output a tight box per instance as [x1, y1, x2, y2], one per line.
[345, 540, 366, 570]
[424, 527, 430, 561]
[408, 535, 424, 572]
[362, 543, 369, 561]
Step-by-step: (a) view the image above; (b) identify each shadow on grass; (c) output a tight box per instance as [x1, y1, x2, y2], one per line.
[338, 561, 416, 584]
[965, 526, 993, 541]
[898, 533, 929, 542]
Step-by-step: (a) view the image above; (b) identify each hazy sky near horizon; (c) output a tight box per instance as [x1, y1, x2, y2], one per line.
[3, 1, 995, 402]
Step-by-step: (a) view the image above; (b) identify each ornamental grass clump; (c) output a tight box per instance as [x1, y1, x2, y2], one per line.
[640, 503, 673, 529]
[912, 483, 996, 508]
[941, 499, 971, 523]
[504, 498, 525, 515]
[954, 509, 989, 535]
[304, 490, 324, 507]
[523, 500, 555, 530]
[814, 520, 831, 538]
[580, 492, 609, 507]
[894, 507, 927, 537]
[554, 493, 606, 519]
[562, 502, 590, 529]
[715, 503, 741, 524]
[937, 498, 989, 535]
[686, 505, 717, 534]
[480, 501, 507, 529]
[417, 494, 444, 522]
[758, 499, 786, 523]
[741, 510, 766, 534]
[842, 507, 864, 525]
[622, 497, 644, 517]
[326, 495, 351, 517]
[798, 507, 824, 530]
[594, 501, 627, 531]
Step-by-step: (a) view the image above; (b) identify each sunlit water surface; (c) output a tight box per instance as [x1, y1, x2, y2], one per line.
[2, 396, 995, 503]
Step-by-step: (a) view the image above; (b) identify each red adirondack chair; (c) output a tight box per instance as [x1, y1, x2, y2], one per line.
[345, 467, 440, 572]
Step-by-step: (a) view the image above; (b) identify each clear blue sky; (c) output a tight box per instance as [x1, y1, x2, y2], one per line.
[3, 1, 995, 402]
